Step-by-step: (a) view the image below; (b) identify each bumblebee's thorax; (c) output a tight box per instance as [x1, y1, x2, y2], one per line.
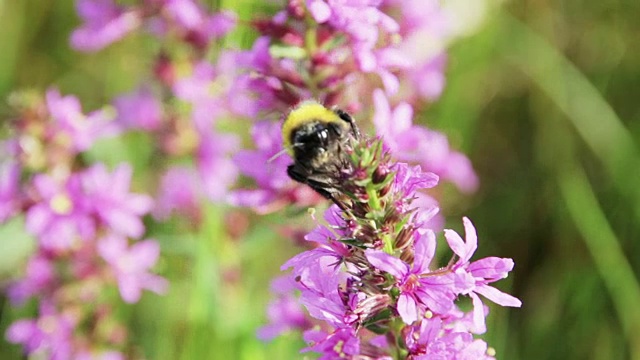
[290, 120, 348, 169]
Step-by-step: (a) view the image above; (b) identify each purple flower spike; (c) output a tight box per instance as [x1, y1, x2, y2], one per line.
[98, 234, 168, 303]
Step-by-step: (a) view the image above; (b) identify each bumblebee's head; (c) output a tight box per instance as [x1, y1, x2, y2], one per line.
[282, 101, 352, 163]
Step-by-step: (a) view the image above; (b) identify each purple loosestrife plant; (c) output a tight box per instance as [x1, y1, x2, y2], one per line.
[232, 0, 478, 213]
[260, 132, 521, 358]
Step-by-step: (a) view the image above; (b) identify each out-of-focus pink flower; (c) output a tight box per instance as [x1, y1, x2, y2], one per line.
[163, 0, 205, 30]
[153, 166, 202, 221]
[391, 0, 452, 101]
[113, 87, 163, 131]
[172, 61, 230, 128]
[81, 163, 153, 239]
[0, 161, 21, 223]
[98, 235, 168, 303]
[7, 255, 56, 305]
[161, 0, 236, 48]
[217, 50, 262, 118]
[6, 305, 75, 360]
[197, 132, 239, 202]
[46, 88, 117, 153]
[25, 173, 95, 250]
[70, 0, 141, 52]
[9, 254, 55, 304]
[257, 276, 310, 340]
[308, 0, 399, 46]
[387, 0, 451, 37]
[408, 53, 447, 100]
[172, 61, 217, 105]
[373, 89, 479, 192]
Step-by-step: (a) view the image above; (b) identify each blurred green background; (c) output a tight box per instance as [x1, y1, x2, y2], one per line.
[1, 0, 640, 359]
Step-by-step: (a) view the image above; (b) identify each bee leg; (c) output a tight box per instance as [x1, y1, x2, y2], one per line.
[287, 164, 332, 199]
[287, 164, 350, 212]
[334, 108, 360, 139]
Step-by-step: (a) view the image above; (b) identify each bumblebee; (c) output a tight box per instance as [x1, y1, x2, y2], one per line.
[282, 101, 360, 207]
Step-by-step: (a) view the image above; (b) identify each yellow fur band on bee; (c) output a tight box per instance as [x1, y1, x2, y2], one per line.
[282, 101, 342, 155]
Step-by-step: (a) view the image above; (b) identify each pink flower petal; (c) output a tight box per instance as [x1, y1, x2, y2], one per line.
[129, 240, 160, 269]
[25, 205, 53, 235]
[308, 0, 331, 23]
[444, 228, 466, 260]
[412, 229, 436, 274]
[461, 217, 478, 263]
[391, 102, 413, 134]
[97, 235, 127, 262]
[468, 257, 514, 280]
[365, 250, 409, 279]
[475, 284, 522, 307]
[470, 292, 487, 334]
[397, 293, 418, 324]
[118, 274, 142, 303]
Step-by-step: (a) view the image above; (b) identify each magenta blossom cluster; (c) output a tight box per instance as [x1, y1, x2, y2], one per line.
[231, 0, 478, 215]
[2, 89, 167, 359]
[259, 136, 520, 358]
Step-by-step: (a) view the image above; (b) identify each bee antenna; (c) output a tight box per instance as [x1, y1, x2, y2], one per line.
[268, 147, 291, 163]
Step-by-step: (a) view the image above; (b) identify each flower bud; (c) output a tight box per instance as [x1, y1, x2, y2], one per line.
[373, 164, 389, 184]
